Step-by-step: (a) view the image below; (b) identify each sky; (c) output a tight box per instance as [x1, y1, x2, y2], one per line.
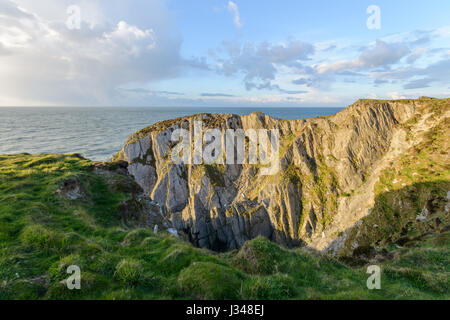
[0, 0, 449, 107]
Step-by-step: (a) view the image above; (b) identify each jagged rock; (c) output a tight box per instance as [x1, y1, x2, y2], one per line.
[113, 98, 449, 252]
[91, 160, 171, 233]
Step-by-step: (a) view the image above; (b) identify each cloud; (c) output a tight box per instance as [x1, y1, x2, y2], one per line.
[245, 82, 307, 94]
[201, 93, 235, 97]
[215, 39, 314, 93]
[0, 0, 190, 106]
[105, 21, 156, 51]
[0, 42, 10, 55]
[371, 57, 450, 91]
[387, 92, 407, 100]
[403, 78, 433, 89]
[183, 56, 210, 70]
[292, 78, 308, 85]
[407, 48, 427, 63]
[409, 36, 431, 47]
[119, 88, 184, 96]
[316, 40, 410, 74]
[323, 44, 337, 52]
[0, 0, 34, 19]
[374, 78, 389, 85]
[291, 74, 334, 91]
[227, 1, 241, 28]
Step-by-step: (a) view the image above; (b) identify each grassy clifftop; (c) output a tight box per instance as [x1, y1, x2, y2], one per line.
[0, 154, 448, 299]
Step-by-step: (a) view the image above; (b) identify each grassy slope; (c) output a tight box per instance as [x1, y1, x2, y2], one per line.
[0, 153, 448, 300]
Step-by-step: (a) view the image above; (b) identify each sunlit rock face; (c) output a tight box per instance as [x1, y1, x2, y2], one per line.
[114, 98, 448, 253]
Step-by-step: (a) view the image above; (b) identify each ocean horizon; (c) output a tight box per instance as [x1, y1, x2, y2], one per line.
[0, 106, 342, 161]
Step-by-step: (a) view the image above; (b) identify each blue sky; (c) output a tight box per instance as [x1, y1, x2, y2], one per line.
[0, 0, 449, 107]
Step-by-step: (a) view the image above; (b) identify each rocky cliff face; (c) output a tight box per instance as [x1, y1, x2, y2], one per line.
[113, 98, 450, 253]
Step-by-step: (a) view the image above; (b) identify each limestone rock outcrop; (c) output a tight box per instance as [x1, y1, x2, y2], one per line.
[113, 98, 449, 253]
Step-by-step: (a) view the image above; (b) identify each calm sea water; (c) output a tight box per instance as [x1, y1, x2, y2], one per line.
[0, 107, 342, 161]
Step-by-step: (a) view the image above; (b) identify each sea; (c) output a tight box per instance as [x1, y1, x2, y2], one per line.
[0, 107, 342, 161]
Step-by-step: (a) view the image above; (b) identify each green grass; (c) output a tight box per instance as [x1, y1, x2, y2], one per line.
[178, 262, 245, 299]
[0, 152, 448, 300]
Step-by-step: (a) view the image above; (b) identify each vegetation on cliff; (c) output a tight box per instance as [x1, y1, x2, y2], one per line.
[340, 99, 450, 255]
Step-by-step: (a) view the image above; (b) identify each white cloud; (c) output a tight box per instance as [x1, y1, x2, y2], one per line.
[227, 1, 242, 29]
[214, 39, 314, 93]
[103, 21, 156, 53]
[406, 48, 427, 63]
[316, 40, 410, 74]
[0, 0, 185, 106]
[372, 58, 450, 90]
[387, 92, 407, 99]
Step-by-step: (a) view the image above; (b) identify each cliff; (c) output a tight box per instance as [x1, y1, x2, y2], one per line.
[113, 97, 450, 254]
[0, 99, 448, 300]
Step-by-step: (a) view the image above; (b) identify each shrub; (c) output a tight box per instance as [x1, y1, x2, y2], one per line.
[114, 259, 143, 284]
[46, 272, 102, 300]
[242, 273, 296, 299]
[89, 252, 120, 276]
[20, 225, 69, 252]
[178, 262, 244, 299]
[121, 228, 154, 246]
[48, 254, 84, 281]
[232, 237, 285, 275]
[0, 279, 46, 300]
[159, 244, 218, 275]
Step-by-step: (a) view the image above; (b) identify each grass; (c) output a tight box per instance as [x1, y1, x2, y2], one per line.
[178, 262, 244, 299]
